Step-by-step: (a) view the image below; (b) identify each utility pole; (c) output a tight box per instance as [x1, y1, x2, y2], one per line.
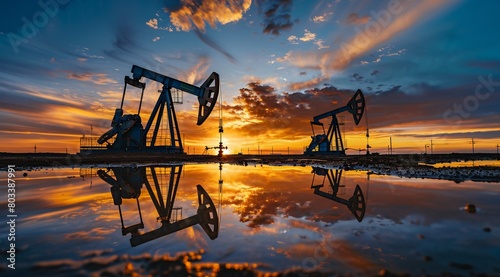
[390, 136, 393, 155]
[430, 139, 434, 155]
[34, 144, 37, 154]
[90, 124, 93, 149]
[497, 144, 499, 154]
[471, 138, 475, 154]
[365, 109, 370, 155]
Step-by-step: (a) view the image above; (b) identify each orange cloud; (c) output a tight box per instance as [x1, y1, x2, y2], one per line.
[345, 13, 370, 25]
[67, 72, 117, 85]
[167, 0, 252, 32]
[181, 56, 210, 85]
[279, 0, 457, 89]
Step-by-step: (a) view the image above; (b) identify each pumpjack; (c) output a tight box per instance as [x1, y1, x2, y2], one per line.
[310, 167, 366, 222]
[98, 165, 219, 247]
[97, 65, 219, 153]
[305, 89, 365, 155]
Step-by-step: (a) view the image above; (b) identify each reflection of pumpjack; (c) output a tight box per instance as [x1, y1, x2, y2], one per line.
[97, 165, 219, 247]
[310, 167, 366, 222]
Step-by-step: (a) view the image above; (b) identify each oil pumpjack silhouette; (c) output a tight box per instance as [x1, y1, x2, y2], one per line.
[310, 167, 366, 222]
[81, 65, 219, 154]
[305, 89, 365, 155]
[98, 165, 219, 247]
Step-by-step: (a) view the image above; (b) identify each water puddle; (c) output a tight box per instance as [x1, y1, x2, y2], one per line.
[1, 163, 499, 276]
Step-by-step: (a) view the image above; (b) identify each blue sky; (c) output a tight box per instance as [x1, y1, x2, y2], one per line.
[1, 0, 499, 153]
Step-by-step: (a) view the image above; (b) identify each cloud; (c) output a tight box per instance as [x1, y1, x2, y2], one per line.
[358, 82, 500, 144]
[289, 75, 329, 91]
[104, 24, 144, 64]
[223, 78, 500, 145]
[180, 56, 211, 84]
[275, 50, 293, 63]
[401, 130, 500, 140]
[351, 73, 363, 81]
[159, 1, 242, 63]
[165, 0, 251, 32]
[312, 12, 332, 23]
[0, 81, 112, 152]
[67, 72, 117, 85]
[224, 82, 356, 138]
[345, 13, 370, 25]
[256, 0, 294, 35]
[146, 18, 174, 31]
[194, 29, 238, 63]
[287, 30, 329, 50]
[299, 29, 316, 42]
[314, 39, 330, 49]
[467, 60, 500, 70]
[277, 0, 456, 89]
[0, 82, 83, 115]
[287, 35, 299, 44]
[146, 18, 159, 29]
[287, 30, 317, 44]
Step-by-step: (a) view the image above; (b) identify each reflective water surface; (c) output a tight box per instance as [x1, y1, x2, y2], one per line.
[421, 159, 500, 168]
[1, 163, 499, 276]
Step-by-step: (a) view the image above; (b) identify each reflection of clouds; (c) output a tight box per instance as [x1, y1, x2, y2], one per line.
[219, 165, 366, 228]
[177, 226, 208, 249]
[64, 227, 116, 240]
[8, 165, 500, 275]
[276, 238, 379, 274]
[247, 214, 274, 228]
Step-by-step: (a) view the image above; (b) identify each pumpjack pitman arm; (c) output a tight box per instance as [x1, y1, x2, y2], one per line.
[128, 65, 219, 125]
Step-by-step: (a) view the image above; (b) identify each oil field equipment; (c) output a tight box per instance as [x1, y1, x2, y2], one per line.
[304, 89, 365, 155]
[310, 167, 366, 222]
[82, 65, 219, 153]
[98, 165, 219, 247]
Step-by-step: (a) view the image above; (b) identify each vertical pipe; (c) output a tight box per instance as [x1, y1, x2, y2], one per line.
[121, 83, 127, 109]
[138, 87, 145, 115]
[390, 136, 392, 155]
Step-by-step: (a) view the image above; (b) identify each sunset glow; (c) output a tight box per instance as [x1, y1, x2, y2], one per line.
[1, 1, 499, 153]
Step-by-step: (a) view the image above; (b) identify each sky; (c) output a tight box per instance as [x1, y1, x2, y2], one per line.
[1, 0, 499, 154]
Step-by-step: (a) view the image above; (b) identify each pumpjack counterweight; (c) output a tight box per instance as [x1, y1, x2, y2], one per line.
[304, 89, 365, 155]
[94, 65, 219, 153]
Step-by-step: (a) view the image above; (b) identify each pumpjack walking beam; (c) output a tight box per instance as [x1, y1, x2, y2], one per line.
[305, 89, 365, 155]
